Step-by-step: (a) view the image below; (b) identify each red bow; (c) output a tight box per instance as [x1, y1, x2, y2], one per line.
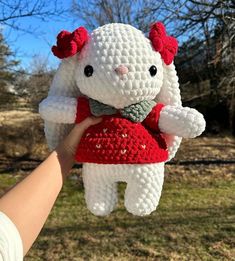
[52, 27, 89, 59]
[149, 22, 178, 65]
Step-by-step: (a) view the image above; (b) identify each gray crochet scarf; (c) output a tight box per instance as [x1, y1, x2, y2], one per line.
[89, 98, 156, 122]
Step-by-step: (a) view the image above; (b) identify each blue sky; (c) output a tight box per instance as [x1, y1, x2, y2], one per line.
[2, 1, 83, 70]
[2, 1, 191, 71]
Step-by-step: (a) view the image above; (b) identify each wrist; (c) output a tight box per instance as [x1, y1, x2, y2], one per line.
[54, 142, 75, 181]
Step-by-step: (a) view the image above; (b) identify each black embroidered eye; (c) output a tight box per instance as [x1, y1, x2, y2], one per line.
[84, 65, 94, 77]
[149, 65, 157, 77]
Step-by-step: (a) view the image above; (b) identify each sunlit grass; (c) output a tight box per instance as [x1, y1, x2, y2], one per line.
[1, 166, 234, 260]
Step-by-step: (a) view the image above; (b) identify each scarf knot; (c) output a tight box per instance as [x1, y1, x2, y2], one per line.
[89, 98, 156, 122]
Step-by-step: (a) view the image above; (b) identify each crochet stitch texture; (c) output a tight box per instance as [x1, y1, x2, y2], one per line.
[39, 22, 206, 216]
[75, 97, 167, 164]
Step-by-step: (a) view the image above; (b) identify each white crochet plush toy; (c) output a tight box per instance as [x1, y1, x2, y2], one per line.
[39, 22, 206, 216]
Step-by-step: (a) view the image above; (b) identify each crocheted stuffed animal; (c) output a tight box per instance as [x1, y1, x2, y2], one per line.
[39, 22, 206, 216]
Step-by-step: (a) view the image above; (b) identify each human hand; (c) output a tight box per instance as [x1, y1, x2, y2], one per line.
[56, 116, 102, 161]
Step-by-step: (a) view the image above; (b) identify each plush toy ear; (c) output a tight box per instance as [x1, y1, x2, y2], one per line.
[44, 56, 81, 150]
[150, 22, 181, 160]
[155, 62, 182, 161]
[44, 27, 89, 150]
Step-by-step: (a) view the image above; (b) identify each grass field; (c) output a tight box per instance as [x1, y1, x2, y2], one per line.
[0, 162, 234, 261]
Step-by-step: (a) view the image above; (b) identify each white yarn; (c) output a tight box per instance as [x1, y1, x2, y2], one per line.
[75, 23, 163, 109]
[39, 23, 206, 216]
[44, 56, 80, 150]
[39, 96, 77, 124]
[155, 63, 182, 160]
[83, 163, 164, 216]
[159, 105, 206, 138]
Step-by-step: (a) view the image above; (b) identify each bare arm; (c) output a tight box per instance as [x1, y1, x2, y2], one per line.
[0, 117, 101, 256]
[159, 105, 206, 138]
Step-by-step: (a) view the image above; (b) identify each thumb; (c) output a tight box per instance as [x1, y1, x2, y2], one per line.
[78, 116, 103, 129]
[59, 117, 102, 156]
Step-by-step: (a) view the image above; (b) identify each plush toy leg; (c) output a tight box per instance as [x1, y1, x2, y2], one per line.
[82, 163, 164, 216]
[82, 163, 118, 216]
[124, 163, 165, 216]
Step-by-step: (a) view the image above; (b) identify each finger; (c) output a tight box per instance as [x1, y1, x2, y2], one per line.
[77, 116, 103, 129]
[62, 117, 102, 156]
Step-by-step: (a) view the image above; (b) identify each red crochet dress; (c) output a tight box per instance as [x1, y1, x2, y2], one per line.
[75, 97, 168, 164]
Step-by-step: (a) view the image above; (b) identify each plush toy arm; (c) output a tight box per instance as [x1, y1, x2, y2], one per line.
[142, 103, 164, 131]
[39, 96, 77, 124]
[158, 105, 206, 138]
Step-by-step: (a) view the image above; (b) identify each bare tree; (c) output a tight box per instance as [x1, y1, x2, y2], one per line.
[71, 0, 188, 33]
[175, 0, 235, 65]
[0, 0, 68, 111]
[15, 54, 54, 108]
[176, 0, 235, 132]
[0, 0, 67, 34]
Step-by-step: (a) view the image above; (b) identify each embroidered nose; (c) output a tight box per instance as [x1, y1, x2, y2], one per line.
[115, 65, 129, 75]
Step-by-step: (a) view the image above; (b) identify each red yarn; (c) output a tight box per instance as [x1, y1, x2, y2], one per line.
[149, 22, 178, 65]
[75, 96, 92, 123]
[52, 27, 89, 59]
[75, 97, 168, 164]
[143, 103, 164, 132]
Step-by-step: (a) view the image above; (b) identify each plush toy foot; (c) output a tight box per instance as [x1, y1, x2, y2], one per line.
[124, 163, 164, 216]
[83, 163, 118, 216]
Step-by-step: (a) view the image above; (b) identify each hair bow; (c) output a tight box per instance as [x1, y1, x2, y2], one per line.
[52, 27, 89, 59]
[149, 22, 178, 65]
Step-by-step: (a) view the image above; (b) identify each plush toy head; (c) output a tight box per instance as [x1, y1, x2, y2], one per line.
[75, 23, 165, 109]
[51, 22, 178, 109]
[46, 22, 182, 160]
